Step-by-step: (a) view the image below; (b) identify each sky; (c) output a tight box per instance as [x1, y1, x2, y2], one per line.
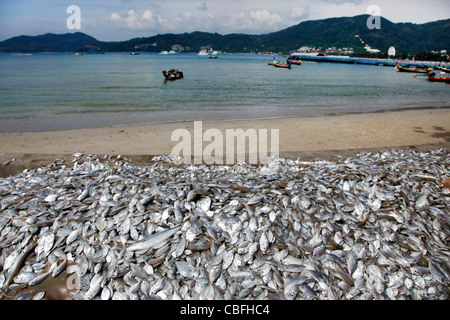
[0, 0, 449, 41]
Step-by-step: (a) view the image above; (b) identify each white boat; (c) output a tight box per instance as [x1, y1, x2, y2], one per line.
[159, 51, 169, 55]
[198, 49, 209, 56]
[168, 50, 177, 54]
[209, 51, 219, 59]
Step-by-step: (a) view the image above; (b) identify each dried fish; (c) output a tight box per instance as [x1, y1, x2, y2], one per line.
[32, 291, 46, 300]
[36, 232, 54, 258]
[0, 148, 448, 300]
[127, 226, 182, 252]
[85, 273, 106, 300]
[29, 272, 50, 287]
[2, 244, 36, 292]
[175, 261, 198, 279]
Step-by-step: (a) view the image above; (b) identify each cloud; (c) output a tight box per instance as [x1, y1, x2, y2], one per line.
[107, 7, 288, 35]
[107, 9, 166, 29]
[142, 9, 153, 20]
[250, 9, 282, 26]
[289, 6, 309, 20]
[223, 9, 283, 33]
[197, 2, 208, 11]
[109, 12, 121, 21]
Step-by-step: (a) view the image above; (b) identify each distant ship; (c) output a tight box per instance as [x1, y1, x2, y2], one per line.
[199, 47, 218, 57]
[159, 50, 177, 55]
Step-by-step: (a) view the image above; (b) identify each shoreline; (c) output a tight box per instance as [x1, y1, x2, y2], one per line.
[2, 106, 450, 134]
[1, 108, 449, 177]
[1, 104, 449, 134]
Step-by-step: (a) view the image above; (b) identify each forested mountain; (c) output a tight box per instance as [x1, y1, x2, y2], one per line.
[0, 32, 100, 53]
[1, 15, 448, 55]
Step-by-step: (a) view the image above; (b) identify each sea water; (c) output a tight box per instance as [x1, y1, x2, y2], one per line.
[0, 52, 449, 133]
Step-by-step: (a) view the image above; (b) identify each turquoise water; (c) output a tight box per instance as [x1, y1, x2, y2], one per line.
[0, 52, 449, 132]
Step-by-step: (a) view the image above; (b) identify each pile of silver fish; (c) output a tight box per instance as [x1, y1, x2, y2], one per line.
[0, 148, 449, 300]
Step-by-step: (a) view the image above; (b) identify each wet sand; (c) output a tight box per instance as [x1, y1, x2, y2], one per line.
[1, 108, 449, 177]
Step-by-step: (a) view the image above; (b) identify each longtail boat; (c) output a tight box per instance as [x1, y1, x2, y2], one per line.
[428, 72, 450, 83]
[395, 64, 430, 74]
[287, 56, 302, 65]
[273, 61, 291, 69]
[268, 57, 292, 68]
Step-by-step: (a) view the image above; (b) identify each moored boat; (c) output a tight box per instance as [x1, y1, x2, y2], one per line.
[199, 47, 216, 57]
[268, 58, 291, 69]
[395, 64, 430, 73]
[273, 61, 291, 69]
[428, 71, 450, 83]
[287, 56, 302, 65]
[209, 51, 219, 59]
[439, 66, 450, 73]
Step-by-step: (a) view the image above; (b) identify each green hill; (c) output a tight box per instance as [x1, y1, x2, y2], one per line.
[0, 32, 100, 53]
[1, 15, 448, 55]
[254, 15, 450, 54]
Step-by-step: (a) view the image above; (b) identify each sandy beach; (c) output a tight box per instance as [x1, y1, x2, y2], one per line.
[1, 108, 449, 301]
[1, 108, 449, 176]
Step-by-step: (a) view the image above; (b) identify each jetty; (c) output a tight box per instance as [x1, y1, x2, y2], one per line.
[290, 53, 447, 69]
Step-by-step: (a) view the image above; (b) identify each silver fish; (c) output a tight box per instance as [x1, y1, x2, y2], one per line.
[130, 264, 150, 281]
[52, 258, 67, 278]
[29, 272, 50, 286]
[127, 226, 182, 252]
[33, 291, 46, 300]
[259, 231, 269, 254]
[85, 273, 106, 300]
[415, 194, 428, 209]
[2, 243, 36, 292]
[36, 231, 54, 258]
[1, 147, 449, 301]
[175, 261, 198, 279]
